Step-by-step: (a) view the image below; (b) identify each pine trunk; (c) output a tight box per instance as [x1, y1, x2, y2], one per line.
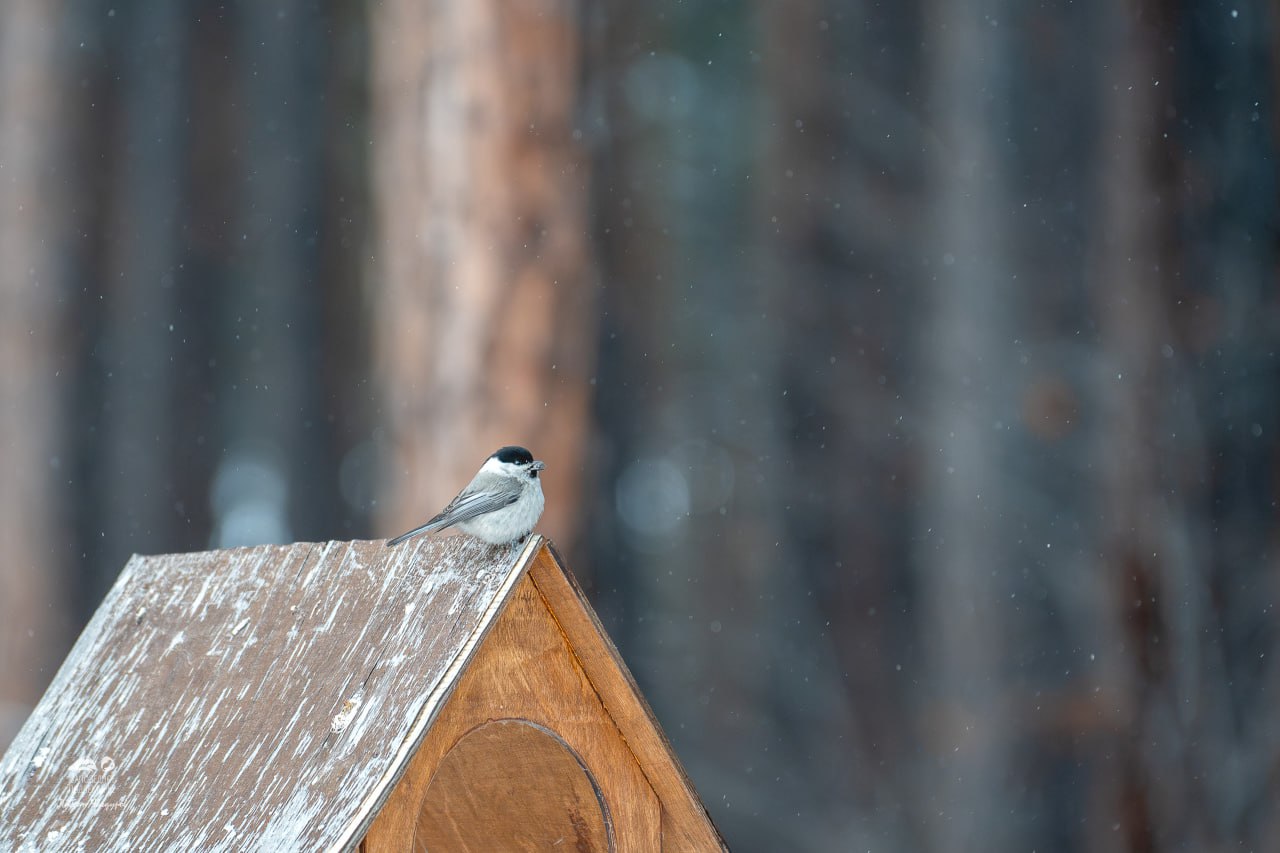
[371, 0, 595, 554]
[0, 0, 69, 751]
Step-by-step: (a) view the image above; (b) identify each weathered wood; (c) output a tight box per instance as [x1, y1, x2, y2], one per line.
[0, 536, 723, 851]
[0, 535, 538, 851]
[364, 570, 662, 850]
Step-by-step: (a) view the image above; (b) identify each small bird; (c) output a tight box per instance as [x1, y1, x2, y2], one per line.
[386, 446, 546, 547]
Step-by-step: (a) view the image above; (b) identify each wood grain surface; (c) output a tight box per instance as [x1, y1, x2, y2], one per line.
[0, 534, 538, 851]
[416, 719, 612, 852]
[364, 544, 726, 852]
[364, 566, 662, 851]
[530, 544, 727, 852]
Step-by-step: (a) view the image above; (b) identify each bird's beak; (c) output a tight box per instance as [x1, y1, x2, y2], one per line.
[531, 460, 546, 471]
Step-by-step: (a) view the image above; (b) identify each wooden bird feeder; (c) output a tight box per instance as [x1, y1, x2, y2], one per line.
[0, 536, 725, 851]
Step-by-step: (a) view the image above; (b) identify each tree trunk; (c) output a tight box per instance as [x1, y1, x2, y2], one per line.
[0, 0, 70, 751]
[207, 0, 330, 550]
[1093, 2, 1280, 849]
[915, 1, 1017, 848]
[371, 0, 595, 555]
[755, 0, 913, 844]
[93, 0, 185, 593]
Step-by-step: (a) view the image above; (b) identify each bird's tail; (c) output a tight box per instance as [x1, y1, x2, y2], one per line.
[385, 518, 447, 547]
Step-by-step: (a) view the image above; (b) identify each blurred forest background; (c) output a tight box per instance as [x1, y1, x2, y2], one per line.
[2, 0, 1279, 850]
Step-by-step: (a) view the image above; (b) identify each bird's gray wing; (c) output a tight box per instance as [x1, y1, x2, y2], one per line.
[431, 486, 522, 526]
[386, 483, 522, 546]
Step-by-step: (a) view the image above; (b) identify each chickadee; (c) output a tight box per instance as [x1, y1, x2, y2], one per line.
[386, 446, 546, 547]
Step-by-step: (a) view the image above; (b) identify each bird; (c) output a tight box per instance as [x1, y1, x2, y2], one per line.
[386, 445, 546, 547]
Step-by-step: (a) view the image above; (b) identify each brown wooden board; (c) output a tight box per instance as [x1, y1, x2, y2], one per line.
[415, 719, 614, 852]
[364, 567, 662, 851]
[528, 544, 728, 851]
[0, 535, 539, 852]
[366, 543, 726, 852]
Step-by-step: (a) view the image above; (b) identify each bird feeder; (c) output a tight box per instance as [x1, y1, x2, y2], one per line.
[0, 536, 725, 851]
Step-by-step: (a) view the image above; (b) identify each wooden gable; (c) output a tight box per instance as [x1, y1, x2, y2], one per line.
[0, 536, 724, 851]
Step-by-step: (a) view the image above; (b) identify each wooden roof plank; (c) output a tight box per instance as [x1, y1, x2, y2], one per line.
[0, 536, 537, 852]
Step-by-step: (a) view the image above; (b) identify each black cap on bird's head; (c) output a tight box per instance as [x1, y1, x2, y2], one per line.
[490, 445, 545, 478]
[492, 446, 534, 465]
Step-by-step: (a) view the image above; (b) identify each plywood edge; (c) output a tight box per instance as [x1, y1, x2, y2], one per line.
[528, 541, 728, 852]
[328, 535, 544, 853]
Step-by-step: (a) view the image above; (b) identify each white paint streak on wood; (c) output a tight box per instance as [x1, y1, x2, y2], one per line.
[189, 574, 212, 617]
[0, 536, 539, 852]
[329, 690, 363, 735]
[163, 629, 185, 657]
